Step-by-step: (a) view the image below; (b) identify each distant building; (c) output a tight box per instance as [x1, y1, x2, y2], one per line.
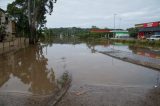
[0, 8, 16, 41]
[135, 21, 160, 39]
[90, 29, 111, 33]
[90, 29, 111, 38]
[90, 29, 130, 39]
[111, 30, 129, 38]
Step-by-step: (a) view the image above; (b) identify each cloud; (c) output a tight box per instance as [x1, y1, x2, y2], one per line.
[1, 0, 160, 29]
[46, 0, 160, 29]
[0, 0, 14, 10]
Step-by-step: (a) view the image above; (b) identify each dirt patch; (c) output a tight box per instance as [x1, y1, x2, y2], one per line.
[142, 87, 160, 106]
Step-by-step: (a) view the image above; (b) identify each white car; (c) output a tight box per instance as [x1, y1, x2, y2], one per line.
[147, 35, 160, 41]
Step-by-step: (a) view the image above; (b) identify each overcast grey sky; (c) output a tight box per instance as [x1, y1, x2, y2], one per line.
[1, 0, 160, 29]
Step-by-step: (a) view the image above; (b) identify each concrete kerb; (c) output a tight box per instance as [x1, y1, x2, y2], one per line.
[48, 78, 72, 106]
[99, 51, 160, 71]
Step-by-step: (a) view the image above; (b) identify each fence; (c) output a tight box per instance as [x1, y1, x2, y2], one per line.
[0, 37, 29, 54]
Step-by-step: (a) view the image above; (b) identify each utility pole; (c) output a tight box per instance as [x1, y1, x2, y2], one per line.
[114, 14, 116, 30]
[114, 14, 117, 38]
[112, 14, 117, 51]
[119, 17, 122, 29]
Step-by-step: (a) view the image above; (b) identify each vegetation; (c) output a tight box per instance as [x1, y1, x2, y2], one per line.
[127, 27, 139, 38]
[42, 27, 113, 39]
[7, 0, 57, 44]
[7, 2, 30, 38]
[43, 27, 90, 36]
[57, 71, 71, 88]
[41, 26, 159, 48]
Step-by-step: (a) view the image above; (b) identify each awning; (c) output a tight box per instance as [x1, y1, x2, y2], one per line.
[139, 27, 160, 32]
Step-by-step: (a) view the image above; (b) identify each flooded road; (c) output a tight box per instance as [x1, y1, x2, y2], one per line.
[43, 43, 159, 88]
[0, 38, 160, 105]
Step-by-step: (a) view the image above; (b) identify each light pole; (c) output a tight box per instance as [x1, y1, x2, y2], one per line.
[112, 14, 117, 51]
[119, 17, 122, 29]
[113, 14, 117, 38]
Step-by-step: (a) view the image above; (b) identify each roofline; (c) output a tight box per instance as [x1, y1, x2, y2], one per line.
[90, 29, 111, 33]
[0, 8, 6, 13]
[111, 30, 128, 32]
[135, 21, 160, 25]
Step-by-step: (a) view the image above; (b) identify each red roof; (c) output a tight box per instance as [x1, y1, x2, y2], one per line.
[90, 29, 111, 33]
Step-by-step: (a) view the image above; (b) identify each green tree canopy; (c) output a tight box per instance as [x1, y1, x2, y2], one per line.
[127, 27, 139, 38]
[7, 0, 57, 43]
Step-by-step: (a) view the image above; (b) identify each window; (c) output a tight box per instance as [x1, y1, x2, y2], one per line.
[5, 16, 8, 24]
[156, 36, 160, 38]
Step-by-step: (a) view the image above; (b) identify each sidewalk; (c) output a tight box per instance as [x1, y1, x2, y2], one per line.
[98, 49, 160, 70]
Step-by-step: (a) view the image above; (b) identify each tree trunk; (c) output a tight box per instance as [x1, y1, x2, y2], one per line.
[28, 0, 32, 44]
[28, 0, 37, 44]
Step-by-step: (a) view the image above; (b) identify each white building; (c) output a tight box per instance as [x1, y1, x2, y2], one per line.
[112, 30, 129, 38]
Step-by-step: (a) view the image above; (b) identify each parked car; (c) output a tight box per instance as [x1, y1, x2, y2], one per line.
[147, 35, 160, 41]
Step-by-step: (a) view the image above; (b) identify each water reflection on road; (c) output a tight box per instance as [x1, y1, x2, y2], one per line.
[42, 39, 160, 88]
[95, 42, 160, 59]
[0, 38, 160, 96]
[0, 46, 57, 95]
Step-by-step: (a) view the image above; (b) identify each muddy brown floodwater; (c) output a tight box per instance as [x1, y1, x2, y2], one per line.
[0, 39, 160, 106]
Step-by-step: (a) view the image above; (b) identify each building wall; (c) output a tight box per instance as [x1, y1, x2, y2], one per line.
[155, 32, 160, 35]
[0, 11, 6, 27]
[0, 10, 15, 41]
[114, 31, 129, 38]
[135, 21, 160, 39]
[0, 11, 5, 23]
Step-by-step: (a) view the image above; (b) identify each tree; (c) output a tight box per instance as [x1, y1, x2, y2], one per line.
[127, 27, 139, 38]
[91, 26, 99, 29]
[7, 0, 57, 44]
[7, 2, 30, 38]
[28, 0, 57, 44]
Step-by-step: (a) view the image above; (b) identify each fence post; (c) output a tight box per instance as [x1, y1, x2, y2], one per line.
[20, 37, 21, 45]
[3, 41, 4, 52]
[12, 39, 14, 47]
[9, 41, 10, 50]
